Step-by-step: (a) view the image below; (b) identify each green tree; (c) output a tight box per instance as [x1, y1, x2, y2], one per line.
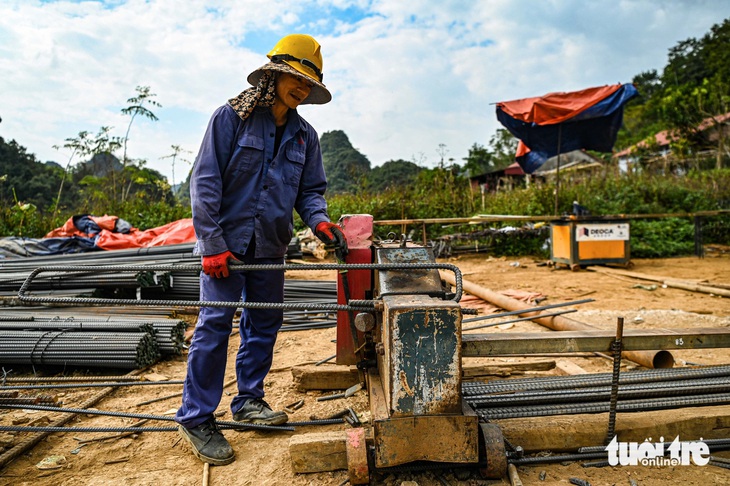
[366, 159, 422, 192]
[617, 17, 730, 169]
[120, 86, 161, 201]
[462, 143, 492, 176]
[53, 127, 123, 217]
[159, 144, 192, 197]
[0, 136, 66, 211]
[487, 129, 519, 169]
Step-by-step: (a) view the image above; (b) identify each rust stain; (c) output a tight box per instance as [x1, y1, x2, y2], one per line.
[398, 370, 414, 396]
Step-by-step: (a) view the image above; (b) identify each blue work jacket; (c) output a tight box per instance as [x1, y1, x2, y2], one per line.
[190, 104, 330, 258]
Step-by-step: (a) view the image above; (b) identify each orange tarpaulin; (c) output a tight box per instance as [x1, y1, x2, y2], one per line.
[44, 215, 120, 239]
[45, 215, 197, 251]
[95, 219, 196, 250]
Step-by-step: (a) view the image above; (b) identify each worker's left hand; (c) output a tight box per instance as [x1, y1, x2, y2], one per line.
[315, 221, 348, 261]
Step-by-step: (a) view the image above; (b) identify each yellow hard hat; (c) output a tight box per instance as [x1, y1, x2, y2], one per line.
[247, 33, 331, 105]
[267, 34, 324, 83]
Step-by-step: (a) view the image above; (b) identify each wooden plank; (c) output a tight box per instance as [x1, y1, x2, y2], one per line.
[462, 360, 556, 378]
[367, 369, 389, 422]
[463, 327, 730, 356]
[497, 405, 730, 452]
[374, 414, 479, 467]
[555, 359, 590, 375]
[289, 431, 348, 473]
[291, 365, 359, 391]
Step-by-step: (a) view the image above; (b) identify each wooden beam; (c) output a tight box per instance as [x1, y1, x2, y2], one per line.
[291, 365, 360, 391]
[289, 431, 348, 473]
[463, 327, 730, 356]
[498, 405, 730, 452]
[462, 359, 556, 378]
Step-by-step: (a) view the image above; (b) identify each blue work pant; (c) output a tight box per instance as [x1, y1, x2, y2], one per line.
[175, 252, 284, 429]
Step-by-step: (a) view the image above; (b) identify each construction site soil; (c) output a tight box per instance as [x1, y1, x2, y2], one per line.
[1, 251, 729, 486]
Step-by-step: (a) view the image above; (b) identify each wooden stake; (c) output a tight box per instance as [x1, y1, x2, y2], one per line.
[202, 462, 210, 486]
[508, 464, 524, 486]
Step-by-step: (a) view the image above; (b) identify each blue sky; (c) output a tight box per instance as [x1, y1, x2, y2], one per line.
[1, 0, 729, 185]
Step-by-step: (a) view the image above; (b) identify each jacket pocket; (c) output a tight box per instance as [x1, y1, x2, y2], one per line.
[230, 133, 264, 174]
[283, 143, 305, 186]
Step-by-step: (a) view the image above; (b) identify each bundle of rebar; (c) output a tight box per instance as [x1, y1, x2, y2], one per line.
[0, 247, 340, 373]
[0, 330, 160, 369]
[281, 279, 338, 331]
[0, 315, 187, 356]
[464, 364, 730, 420]
[0, 244, 196, 297]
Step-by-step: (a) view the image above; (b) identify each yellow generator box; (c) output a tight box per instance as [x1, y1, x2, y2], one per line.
[550, 218, 630, 270]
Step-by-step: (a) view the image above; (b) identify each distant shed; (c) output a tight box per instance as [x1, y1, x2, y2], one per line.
[469, 162, 531, 194]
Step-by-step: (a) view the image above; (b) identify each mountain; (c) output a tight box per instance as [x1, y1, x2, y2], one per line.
[320, 130, 371, 193]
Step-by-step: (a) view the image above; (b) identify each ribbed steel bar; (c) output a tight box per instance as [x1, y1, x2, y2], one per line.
[605, 317, 624, 444]
[578, 438, 730, 453]
[0, 403, 293, 431]
[17, 262, 463, 306]
[0, 397, 59, 406]
[512, 440, 730, 467]
[0, 367, 145, 469]
[462, 309, 578, 331]
[0, 417, 345, 435]
[467, 376, 730, 407]
[508, 451, 609, 465]
[462, 298, 595, 324]
[0, 426, 178, 433]
[475, 392, 730, 420]
[0, 380, 184, 390]
[463, 364, 730, 395]
[0, 317, 186, 356]
[0, 329, 159, 369]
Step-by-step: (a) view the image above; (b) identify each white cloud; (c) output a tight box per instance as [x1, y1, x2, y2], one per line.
[1, 0, 728, 181]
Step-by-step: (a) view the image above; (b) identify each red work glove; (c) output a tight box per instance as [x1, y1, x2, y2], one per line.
[315, 222, 348, 261]
[202, 250, 240, 279]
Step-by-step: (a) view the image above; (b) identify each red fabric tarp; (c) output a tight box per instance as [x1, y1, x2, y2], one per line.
[45, 215, 119, 239]
[96, 219, 196, 250]
[45, 215, 196, 250]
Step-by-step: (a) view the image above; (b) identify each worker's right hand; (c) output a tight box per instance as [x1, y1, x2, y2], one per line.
[202, 250, 240, 278]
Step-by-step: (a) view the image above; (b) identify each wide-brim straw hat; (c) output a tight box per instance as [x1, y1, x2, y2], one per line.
[247, 61, 332, 105]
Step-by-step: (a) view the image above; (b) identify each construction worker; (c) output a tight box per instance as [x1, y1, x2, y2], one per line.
[175, 34, 347, 465]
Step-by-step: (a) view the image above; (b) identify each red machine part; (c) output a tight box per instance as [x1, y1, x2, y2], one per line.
[336, 214, 373, 365]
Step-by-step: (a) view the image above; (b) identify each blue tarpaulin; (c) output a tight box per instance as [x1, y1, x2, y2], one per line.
[496, 83, 639, 173]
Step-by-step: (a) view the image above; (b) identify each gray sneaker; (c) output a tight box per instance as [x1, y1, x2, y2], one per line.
[178, 419, 235, 465]
[233, 398, 288, 425]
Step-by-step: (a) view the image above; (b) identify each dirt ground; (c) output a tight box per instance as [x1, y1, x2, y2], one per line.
[1, 250, 729, 486]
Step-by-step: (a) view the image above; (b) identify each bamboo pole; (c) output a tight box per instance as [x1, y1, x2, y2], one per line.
[587, 266, 730, 298]
[440, 272, 674, 369]
[373, 209, 730, 227]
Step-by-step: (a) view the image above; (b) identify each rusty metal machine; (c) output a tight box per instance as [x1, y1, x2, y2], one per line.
[334, 214, 507, 483]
